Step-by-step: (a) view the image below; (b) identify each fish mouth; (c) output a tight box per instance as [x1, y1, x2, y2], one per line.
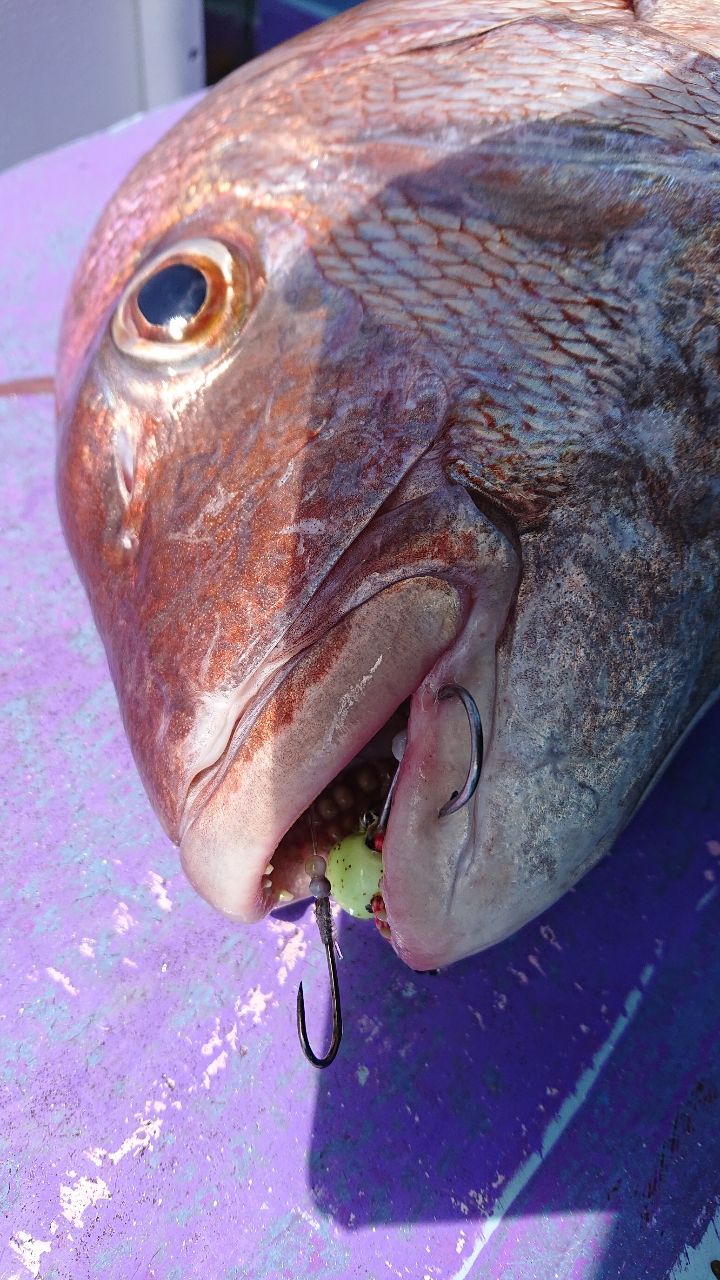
[179, 573, 492, 969]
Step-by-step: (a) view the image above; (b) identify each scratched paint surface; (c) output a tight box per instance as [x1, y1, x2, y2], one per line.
[1, 103, 719, 1280]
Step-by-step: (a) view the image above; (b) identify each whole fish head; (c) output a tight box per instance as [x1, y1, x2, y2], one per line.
[57, 0, 720, 970]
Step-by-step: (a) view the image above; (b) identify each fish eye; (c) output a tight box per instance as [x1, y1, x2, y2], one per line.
[111, 237, 251, 363]
[136, 263, 208, 331]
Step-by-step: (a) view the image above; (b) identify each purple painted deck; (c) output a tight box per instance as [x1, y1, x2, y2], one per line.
[1, 102, 719, 1280]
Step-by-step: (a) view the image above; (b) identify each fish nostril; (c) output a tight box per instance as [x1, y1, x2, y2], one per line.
[136, 263, 208, 331]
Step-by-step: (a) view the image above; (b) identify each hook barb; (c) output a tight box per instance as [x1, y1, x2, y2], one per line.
[437, 683, 484, 817]
[297, 896, 343, 1068]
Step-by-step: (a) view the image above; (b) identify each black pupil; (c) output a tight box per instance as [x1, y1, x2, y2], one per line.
[136, 263, 208, 328]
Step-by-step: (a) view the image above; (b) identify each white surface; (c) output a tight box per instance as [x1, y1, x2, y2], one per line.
[0, 0, 204, 171]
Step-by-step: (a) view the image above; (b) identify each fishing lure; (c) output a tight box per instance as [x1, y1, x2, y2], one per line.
[297, 684, 482, 1067]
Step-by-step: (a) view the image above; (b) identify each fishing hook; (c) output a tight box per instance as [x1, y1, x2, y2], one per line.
[377, 750, 402, 834]
[363, 685, 484, 846]
[437, 684, 484, 817]
[296, 686, 481, 1066]
[297, 851, 343, 1068]
[362, 727, 406, 850]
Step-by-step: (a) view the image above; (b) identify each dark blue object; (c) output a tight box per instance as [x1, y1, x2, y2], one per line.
[256, 0, 359, 54]
[136, 262, 207, 327]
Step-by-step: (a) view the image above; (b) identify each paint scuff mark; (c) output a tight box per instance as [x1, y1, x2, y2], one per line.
[84, 1116, 162, 1167]
[276, 928, 307, 986]
[202, 1050, 228, 1088]
[235, 986, 273, 1024]
[8, 1231, 52, 1277]
[201, 1020, 222, 1056]
[112, 903, 134, 934]
[697, 884, 719, 913]
[59, 1175, 110, 1229]
[148, 870, 172, 911]
[668, 1204, 720, 1277]
[46, 967, 78, 996]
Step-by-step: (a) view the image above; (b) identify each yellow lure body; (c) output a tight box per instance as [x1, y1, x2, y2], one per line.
[327, 834, 382, 918]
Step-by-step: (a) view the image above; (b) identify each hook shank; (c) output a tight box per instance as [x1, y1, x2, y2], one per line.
[297, 894, 343, 1068]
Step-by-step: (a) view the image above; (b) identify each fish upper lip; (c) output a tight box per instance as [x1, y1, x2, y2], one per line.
[178, 575, 464, 931]
[179, 646, 305, 844]
[179, 606, 399, 844]
[178, 573, 463, 842]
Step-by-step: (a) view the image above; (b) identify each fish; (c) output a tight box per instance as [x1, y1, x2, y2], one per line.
[56, 0, 720, 973]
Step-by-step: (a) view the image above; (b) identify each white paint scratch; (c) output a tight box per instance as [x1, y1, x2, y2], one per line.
[235, 986, 273, 1024]
[59, 1175, 110, 1229]
[276, 929, 306, 986]
[84, 1117, 162, 1168]
[46, 967, 77, 996]
[267, 918, 301, 936]
[201, 1020, 222, 1056]
[8, 1232, 52, 1277]
[202, 1050, 228, 1089]
[540, 924, 562, 950]
[112, 903, 134, 934]
[696, 884, 719, 913]
[451, 962, 656, 1279]
[148, 870, 172, 911]
[78, 938, 95, 958]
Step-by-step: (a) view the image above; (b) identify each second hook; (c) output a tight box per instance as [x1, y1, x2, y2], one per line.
[437, 684, 484, 817]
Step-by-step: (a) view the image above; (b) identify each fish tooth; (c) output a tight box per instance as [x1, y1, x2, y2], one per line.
[276, 890, 294, 904]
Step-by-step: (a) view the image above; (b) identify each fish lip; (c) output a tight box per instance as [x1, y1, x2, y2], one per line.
[178, 575, 464, 927]
[178, 647, 305, 845]
[177, 577, 460, 844]
[178, 613, 398, 847]
[377, 623, 502, 971]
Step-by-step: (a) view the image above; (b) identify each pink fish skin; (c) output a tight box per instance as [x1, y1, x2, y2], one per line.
[57, 0, 719, 970]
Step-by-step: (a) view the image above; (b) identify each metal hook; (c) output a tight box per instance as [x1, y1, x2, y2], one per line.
[297, 897, 343, 1068]
[297, 844, 343, 1068]
[377, 758, 401, 834]
[437, 684, 484, 817]
[363, 729, 407, 851]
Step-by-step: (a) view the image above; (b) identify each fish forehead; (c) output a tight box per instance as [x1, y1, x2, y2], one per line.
[56, 0, 720, 408]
